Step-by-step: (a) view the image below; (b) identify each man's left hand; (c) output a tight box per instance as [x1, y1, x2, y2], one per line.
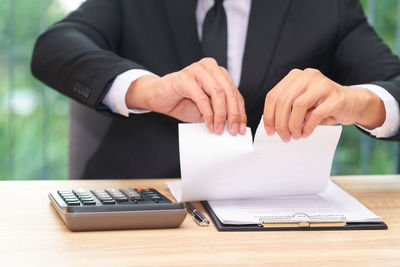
[263, 68, 386, 142]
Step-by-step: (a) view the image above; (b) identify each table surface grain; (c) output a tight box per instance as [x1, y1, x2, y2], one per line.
[0, 175, 399, 266]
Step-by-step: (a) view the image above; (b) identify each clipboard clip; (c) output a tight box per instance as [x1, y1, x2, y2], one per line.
[258, 213, 347, 228]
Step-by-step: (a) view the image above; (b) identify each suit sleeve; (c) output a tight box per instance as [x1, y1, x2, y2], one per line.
[31, 0, 145, 113]
[330, 0, 400, 140]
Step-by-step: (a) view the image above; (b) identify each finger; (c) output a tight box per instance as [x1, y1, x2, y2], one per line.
[237, 94, 247, 134]
[185, 61, 226, 134]
[302, 98, 337, 138]
[274, 103, 291, 142]
[288, 72, 334, 139]
[264, 69, 302, 140]
[179, 76, 215, 131]
[196, 69, 227, 135]
[288, 91, 320, 140]
[218, 66, 244, 135]
[274, 74, 317, 141]
[279, 72, 328, 140]
[199, 59, 238, 135]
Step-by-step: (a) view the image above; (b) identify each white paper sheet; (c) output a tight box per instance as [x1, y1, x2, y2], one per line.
[207, 181, 382, 224]
[167, 119, 342, 202]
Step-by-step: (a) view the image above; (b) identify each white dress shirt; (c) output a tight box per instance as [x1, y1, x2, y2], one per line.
[103, 0, 400, 138]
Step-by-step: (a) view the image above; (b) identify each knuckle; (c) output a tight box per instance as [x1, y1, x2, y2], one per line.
[304, 68, 321, 76]
[214, 86, 225, 96]
[203, 112, 214, 121]
[219, 66, 228, 73]
[179, 69, 191, 80]
[266, 91, 278, 102]
[229, 111, 241, 120]
[190, 62, 202, 72]
[275, 125, 288, 134]
[289, 68, 302, 75]
[276, 97, 287, 108]
[197, 94, 210, 103]
[264, 115, 274, 126]
[288, 120, 300, 133]
[320, 77, 331, 87]
[214, 112, 226, 122]
[293, 98, 306, 110]
[226, 86, 236, 96]
[201, 57, 218, 66]
[312, 110, 324, 120]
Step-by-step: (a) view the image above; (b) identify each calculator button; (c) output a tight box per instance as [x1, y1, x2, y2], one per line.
[106, 189, 127, 199]
[102, 200, 116, 205]
[77, 194, 91, 198]
[91, 190, 112, 201]
[82, 200, 96, 205]
[124, 189, 144, 201]
[61, 193, 76, 198]
[79, 197, 94, 201]
[64, 197, 79, 202]
[58, 190, 72, 194]
[66, 201, 80, 206]
[120, 188, 141, 198]
[72, 189, 87, 195]
[115, 197, 129, 203]
[99, 197, 113, 201]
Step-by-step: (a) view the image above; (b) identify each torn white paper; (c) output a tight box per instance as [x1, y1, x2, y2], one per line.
[167, 119, 342, 201]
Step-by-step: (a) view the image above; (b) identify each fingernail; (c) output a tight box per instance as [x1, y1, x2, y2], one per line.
[265, 126, 275, 136]
[282, 136, 291, 142]
[231, 123, 239, 135]
[216, 123, 225, 134]
[240, 123, 247, 134]
[207, 122, 214, 132]
[292, 133, 300, 140]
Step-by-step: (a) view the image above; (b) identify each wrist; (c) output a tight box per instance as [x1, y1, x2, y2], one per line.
[125, 75, 159, 110]
[352, 87, 386, 129]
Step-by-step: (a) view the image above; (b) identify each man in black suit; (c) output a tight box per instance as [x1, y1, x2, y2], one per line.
[31, 0, 400, 179]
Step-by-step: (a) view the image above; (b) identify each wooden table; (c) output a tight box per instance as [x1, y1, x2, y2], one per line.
[0, 176, 399, 266]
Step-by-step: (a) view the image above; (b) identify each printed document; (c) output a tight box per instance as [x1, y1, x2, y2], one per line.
[207, 181, 381, 224]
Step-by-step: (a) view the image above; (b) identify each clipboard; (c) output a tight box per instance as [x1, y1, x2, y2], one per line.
[202, 201, 388, 231]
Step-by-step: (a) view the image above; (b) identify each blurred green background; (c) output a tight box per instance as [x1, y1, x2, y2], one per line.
[0, 0, 399, 180]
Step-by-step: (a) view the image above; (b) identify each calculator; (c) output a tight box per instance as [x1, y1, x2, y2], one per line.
[49, 187, 187, 231]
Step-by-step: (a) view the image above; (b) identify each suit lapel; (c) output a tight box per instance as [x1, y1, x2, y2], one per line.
[239, 0, 293, 105]
[164, 0, 202, 68]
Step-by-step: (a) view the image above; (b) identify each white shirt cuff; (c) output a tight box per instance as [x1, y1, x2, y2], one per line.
[353, 84, 400, 138]
[103, 69, 157, 117]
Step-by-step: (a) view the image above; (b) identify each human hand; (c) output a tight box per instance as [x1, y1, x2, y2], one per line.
[263, 68, 386, 142]
[125, 58, 247, 135]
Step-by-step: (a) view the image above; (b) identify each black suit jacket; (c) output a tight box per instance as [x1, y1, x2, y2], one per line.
[31, 0, 400, 179]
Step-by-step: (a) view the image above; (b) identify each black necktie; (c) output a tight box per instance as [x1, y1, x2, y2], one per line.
[201, 0, 228, 68]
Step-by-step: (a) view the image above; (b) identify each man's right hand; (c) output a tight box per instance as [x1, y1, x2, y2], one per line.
[125, 58, 247, 135]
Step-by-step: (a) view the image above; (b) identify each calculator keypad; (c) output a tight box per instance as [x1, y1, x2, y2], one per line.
[91, 190, 116, 205]
[57, 188, 169, 207]
[106, 189, 129, 203]
[58, 190, 80, 206]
